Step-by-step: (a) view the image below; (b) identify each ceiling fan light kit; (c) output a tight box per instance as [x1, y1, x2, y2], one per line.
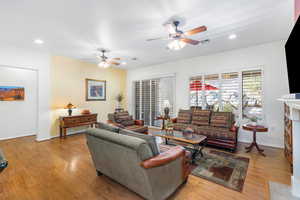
[167, 39, 186, 50]
[147, 20, 208, 51]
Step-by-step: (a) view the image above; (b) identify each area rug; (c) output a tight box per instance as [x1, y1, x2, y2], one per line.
[269, 181, 300, 200]
[192, 149, 249, 192]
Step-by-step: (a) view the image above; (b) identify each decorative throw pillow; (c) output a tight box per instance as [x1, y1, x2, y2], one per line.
[191, 110, 211, 126]
[177, 109, 192, 124]
[210, 112, 233, 128]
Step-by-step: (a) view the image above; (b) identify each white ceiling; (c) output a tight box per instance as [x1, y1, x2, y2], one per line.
[0, 0, 294, 69]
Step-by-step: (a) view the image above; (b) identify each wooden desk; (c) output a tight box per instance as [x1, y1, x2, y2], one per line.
[59, 114, 97, 138]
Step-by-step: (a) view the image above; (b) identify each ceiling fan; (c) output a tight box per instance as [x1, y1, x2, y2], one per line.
[96, 49, 124, 68]
[147, 20, 209, 50]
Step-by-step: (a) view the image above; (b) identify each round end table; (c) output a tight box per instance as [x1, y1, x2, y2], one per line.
[242, 124, 268, 156]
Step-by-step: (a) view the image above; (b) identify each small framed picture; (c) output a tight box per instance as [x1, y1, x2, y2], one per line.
[85, 79, 106, 101]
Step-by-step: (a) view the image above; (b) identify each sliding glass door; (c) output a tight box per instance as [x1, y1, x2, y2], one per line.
[134, 76, 175, 127]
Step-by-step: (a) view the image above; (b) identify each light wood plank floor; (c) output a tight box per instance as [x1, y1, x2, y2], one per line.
[0, 134, 291, 200]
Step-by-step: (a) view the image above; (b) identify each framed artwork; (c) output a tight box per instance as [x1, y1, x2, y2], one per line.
[0, 86, 25, 101]
[85, 79, 106, 101]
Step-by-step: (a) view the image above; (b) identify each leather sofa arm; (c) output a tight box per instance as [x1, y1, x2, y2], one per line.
[171, 118, 177, 123]
[141, 146, 185, 169]
[134, 120, 144, 126]
[107, 120, 125, 129]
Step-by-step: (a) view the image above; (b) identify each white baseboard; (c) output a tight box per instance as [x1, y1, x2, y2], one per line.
[292, 176, 300, 198]
[0, 133, 35, 141]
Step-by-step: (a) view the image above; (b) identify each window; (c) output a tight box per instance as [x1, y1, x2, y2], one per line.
[242, 70, 263, 120]
[189, 69, 263, 122]
[134, 76, 175, 126]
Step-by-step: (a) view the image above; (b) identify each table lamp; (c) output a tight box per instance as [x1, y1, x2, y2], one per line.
[65, 103, 76, 116]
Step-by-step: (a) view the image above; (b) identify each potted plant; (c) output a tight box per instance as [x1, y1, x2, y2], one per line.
[115, 93, 124, 112]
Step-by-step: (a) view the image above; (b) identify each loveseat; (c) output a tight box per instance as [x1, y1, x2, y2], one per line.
[172, 109, 238, 151]
[86, 125, 191, 200]
[107, 111, 148, 134]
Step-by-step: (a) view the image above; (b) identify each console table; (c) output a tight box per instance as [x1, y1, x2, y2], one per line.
[59, 114, 97, 138]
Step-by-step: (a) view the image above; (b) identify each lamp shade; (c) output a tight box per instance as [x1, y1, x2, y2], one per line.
[65, 103, 76, 109]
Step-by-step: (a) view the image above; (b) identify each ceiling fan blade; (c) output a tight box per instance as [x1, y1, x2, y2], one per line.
[180, 38, 200, 45]
[111, 58, 121, 60]
[146, 37, 167, 41]
[108, 61, 120, 65]
[164, 23, 176, 34]
[184, 26, 207, 36]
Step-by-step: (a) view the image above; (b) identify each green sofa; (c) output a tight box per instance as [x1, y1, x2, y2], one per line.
[0, 149, 8, 172]
[86, 126, 190, 200]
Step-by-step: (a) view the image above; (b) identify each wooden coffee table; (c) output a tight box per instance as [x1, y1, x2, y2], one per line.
[152, 130, 207, 163]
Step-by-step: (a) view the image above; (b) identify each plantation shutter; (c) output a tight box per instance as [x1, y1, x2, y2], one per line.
[134, 76, 175, 127]
[204, 74, 220, 110]
[189, 76, 203, 107]
[221, 72, 239, 119]
[242, 70, 263, 119]
[142, 80, 151, 125]
[134, 81, 141, 119]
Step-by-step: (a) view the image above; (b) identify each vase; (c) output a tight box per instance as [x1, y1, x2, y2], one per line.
[164, 107, 170, 119]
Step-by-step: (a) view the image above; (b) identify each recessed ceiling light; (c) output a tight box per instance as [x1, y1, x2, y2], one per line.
[34, 39, 44, 44]
[121, 62, 127, 65]
[228, 34, 237, 40]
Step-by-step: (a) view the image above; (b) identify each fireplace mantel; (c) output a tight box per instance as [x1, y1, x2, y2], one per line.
[279, 98, 300, 198]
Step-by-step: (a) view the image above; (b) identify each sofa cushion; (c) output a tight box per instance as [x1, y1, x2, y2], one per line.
[191, 110, 211, 126]
[120, 129, 160, 156]
[173, 123, 189, 131]
[190, 125, 236, 140]
[177, 109, 192, 124]
[126, 125, 148, 133]
[210, 112, 233, 128]
[97, 122, 120, 133]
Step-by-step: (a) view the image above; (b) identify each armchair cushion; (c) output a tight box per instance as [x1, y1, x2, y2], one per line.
[120, 129, 159, 156]
[210, 112, 233, 128]
[97, 121, 120, 133]
[115, 111, 130, 123]
[191, 110, 211, 126]
[141, 146, 185, 169]
[177, 109, 192, 124]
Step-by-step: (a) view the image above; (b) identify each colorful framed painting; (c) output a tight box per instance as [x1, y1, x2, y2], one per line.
[0, 86, 25, 101]
[85, 79, 106, 101]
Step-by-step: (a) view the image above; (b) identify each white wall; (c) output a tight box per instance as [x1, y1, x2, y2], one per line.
[0, 67, 38, 139]
[0, 46, 51, 141]
[127, 41, 289, 148]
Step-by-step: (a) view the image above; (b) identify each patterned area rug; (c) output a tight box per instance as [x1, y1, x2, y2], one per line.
[192, 149, 249, 192]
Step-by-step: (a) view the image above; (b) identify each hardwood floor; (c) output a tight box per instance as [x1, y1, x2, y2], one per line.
[0, 134, 291, 200]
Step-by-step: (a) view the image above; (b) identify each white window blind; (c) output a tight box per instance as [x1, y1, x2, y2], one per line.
[242, 70, 263, 120]
[221, 72, 239, 119]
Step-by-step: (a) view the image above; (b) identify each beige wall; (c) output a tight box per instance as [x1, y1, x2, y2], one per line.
[50, 55, 127, 136]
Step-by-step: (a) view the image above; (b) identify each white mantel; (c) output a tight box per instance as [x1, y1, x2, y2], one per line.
[278, 98, 300, 198]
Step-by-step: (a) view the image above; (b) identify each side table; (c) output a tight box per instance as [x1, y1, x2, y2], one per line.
[242, 124, 268, 156]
